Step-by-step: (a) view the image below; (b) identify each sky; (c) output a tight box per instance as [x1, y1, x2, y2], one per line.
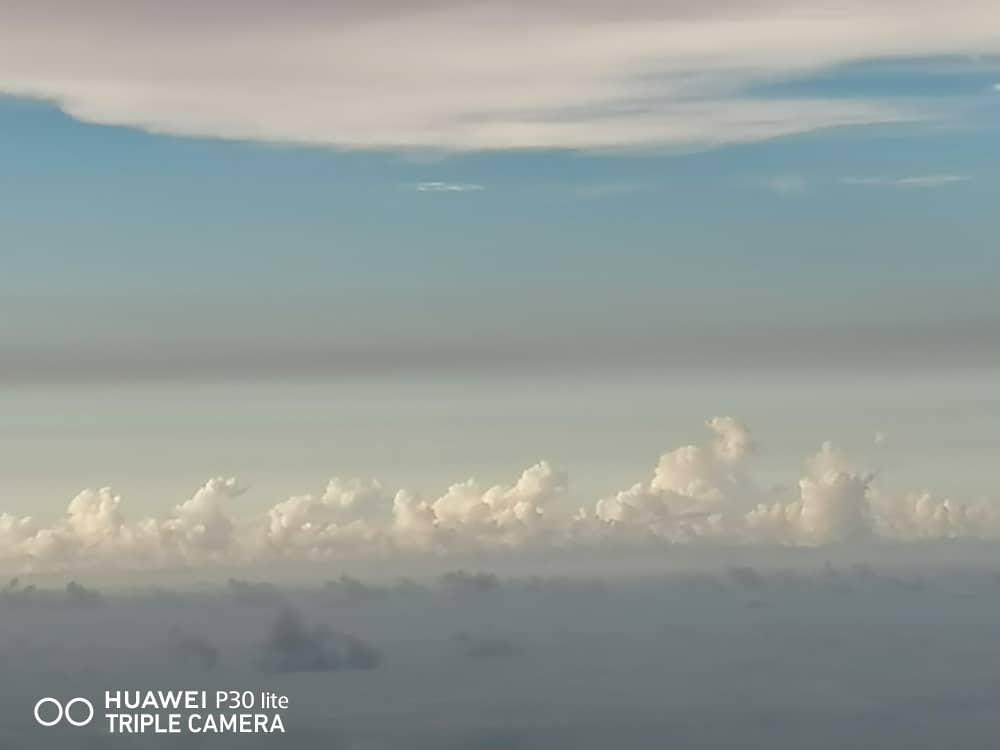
[1, 1, 1000, 576]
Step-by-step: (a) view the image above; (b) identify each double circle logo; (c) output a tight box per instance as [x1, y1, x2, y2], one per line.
[34, 697, 94, 728]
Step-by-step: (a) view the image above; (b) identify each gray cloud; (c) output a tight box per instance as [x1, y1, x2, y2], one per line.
[258, 606, 381, 673]
[166, 624, 220, 671]
[64, 580, 103, 608]
[439, 571, 503, 597]
[0, 578, 36, 606]
[725, 565, 766, 588]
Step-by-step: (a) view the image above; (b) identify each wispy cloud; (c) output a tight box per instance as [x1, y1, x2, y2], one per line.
[411, 181, 485, 193]
[840, 175, 968, 189]
[572, 183, 642, 198]
[763, 175, 808, 195]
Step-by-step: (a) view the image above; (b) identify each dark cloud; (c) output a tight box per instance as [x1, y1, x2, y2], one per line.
[167, 625, 220, 670]
[0, 578, 36, 605]
[439, 571, 502, 596]
[258, 606, 381, 674]
[65, 581, 103, 608]
[725, 566, 765, 588]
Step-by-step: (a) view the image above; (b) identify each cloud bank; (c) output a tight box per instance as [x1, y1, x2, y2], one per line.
[2, 1, 1000, 151]
[3, 417, 1000, 573]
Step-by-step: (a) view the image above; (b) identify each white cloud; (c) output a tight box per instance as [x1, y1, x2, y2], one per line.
[840, 175, 968, 188]
[2, 1, 999, 151]
[397, 461, 567, 549]
[1, 478, 246, 569]
[4, 418, 1000, 571]
[412, 182, 485, 193]
[741, 445, 873, 546]
[262, 478, 389, 560]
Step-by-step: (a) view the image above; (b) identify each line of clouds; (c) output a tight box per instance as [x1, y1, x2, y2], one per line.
[2, 417, 999, 573]
[2, 1, 999, 151]
[761, 173, 971, 194]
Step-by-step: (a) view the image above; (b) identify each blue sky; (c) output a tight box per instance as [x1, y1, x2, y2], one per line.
[1, 1, 1000, 571]
[2, 84, 998, 382]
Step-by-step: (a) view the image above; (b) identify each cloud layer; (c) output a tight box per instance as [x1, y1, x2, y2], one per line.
[3, 417, 1000, 572]
[3, 1, 999, 151]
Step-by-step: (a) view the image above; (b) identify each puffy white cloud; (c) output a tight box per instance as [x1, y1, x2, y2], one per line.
[263, 478, 389, 559]
[3, 417, 1000, 572]
[872, 490, 1000, 541]
[0, 478, 245, 568]
[147, 477, 247, 560]
[745, 442, 873, 545]
[0, 513, 35, 549]
[2, 1, 999, 151]
[392, 461, 567, 549]
[594, 418, 754, 540]
[257, 461, 567, 557]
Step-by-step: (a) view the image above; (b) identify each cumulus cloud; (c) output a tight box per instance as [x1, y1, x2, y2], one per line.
[263, 478, 389, 560]
[3, 416, 1000, 572]
[2, 1, 999, 151]
[393, 461, 567, 550]
[257, 607, 380, 674]
[744, 442, 874, 545]
[2, 478, 247, 570]
[592, 417, 753, 541]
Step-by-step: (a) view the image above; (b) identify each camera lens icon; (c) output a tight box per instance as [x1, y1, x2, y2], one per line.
[34, 697, 94, 728]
